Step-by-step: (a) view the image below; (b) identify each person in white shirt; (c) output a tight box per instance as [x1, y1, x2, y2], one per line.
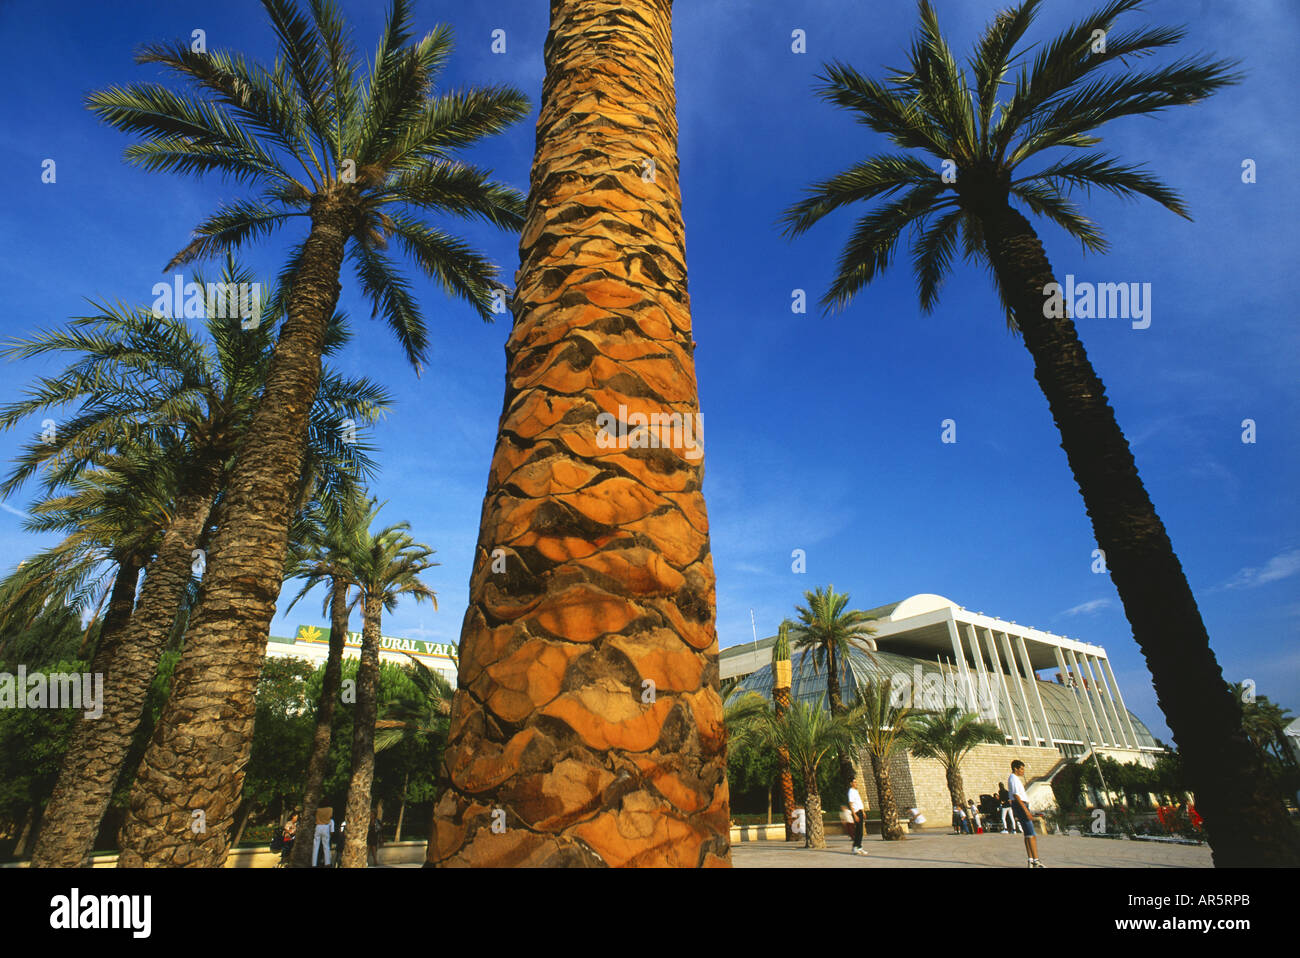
[847, 780, 867, 855]
[1008, 760, 1044, 867]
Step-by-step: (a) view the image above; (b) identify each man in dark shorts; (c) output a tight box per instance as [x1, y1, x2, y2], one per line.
[1008, 760, 1044, 867]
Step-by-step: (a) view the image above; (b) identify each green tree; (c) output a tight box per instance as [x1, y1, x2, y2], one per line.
[749, 700, 852, 849]
[782, 0, 1294, 865]
[0, 259, 387, 867]
[90, 0, 527, 866]
[909, 706, 1005, 813]
[788, 585, 878, 791]
[373, 652, 453, 843]
[282, 488, 381, 867]
[846, 677, 923, 840]
[336, 512, 437, 867]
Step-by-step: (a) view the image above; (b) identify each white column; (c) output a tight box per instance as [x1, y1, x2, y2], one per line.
[966, 624, 997, 725]
[1065, 647, 1105, 747]
[1017, 634, 1055, 748]
[1001, 631, 1039, 745]
[1098, 655, 1141, 749]
[946, 616, 977, 717]
[1083, 654, 1121, 747]
[983, 627, 1021, 744]
[1053, 647, 1083, 751]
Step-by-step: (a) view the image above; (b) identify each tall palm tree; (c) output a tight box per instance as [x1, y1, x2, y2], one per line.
[89, 0, 526, 866]
[337, 513, 437, 868]
[772, 620, 798, 841]
[0, 261, 387, 867]
[909, 706, 1004, 815]
[751, 700, 851, 850]
[432, 0, 728, 867]
[281, 487, 380, 867]
[845, 677, 921, 841]
[789, 585, 877, 792]
[782, 0, 1296, 866]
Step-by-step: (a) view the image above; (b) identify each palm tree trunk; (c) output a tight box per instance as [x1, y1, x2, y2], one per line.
[773, 686, 797, 841]
[826, 644, 856, 792]
[291, 578, 350, 867]
[431, 0, 728, 868]
[395, 769, 408, 842]
[117, 207, 352, 867]
[341, 595, 382, 868]
[30, 464, 219, 868]
[978, 199, 1300, 866]
[231, 801, 253, 848]
[805, 786, 825, 849]
[945, 762, 965, 813]
[870, 751, 904, 841]
[13, 804, 37, 859]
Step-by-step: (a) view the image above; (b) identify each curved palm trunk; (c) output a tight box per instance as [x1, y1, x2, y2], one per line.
[804, 786, 825, 849]
[944, 760, 965, 813]
[341, 596, 382, 868]
[825, 645, 858, 794]
[430, 0, 728, 868]
[30, 466, 218, 868]
[870, 751, 904, 841]
[117, 207, 352, 867]
[978, 199, 1300, 866]
[290, 578, 350, 867]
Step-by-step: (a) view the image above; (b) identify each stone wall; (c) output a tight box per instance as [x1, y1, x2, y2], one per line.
[852, 744, 1063, 826]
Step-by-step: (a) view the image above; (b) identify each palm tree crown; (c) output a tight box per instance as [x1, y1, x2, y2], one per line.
[781, 0, 1239, 316]
[86, 0, 529, 369]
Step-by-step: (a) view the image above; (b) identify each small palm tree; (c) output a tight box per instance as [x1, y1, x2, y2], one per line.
[845, 677, 922, 841]
[91, 0, 526, 865]
[789, 585, 877, 791]
[909, 706, 1005, 816]
[374, 652, 454, 843]
[771, 620, 798, 841]
[281, 486, 380, 867]
[751, 700, 852, 850]
[337, 511, 437, 868]
[782, 0, 1295, 866]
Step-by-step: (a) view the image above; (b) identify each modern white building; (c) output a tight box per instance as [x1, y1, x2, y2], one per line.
[265, 623, 458, 687]
[722, 593, 1163, 766]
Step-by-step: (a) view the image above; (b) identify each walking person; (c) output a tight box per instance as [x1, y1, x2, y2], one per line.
[312, 804, 334, 867]
[847, 779, 867, 856]
[1008, 760, 1044, 867]
[998, 783, 1020, 834]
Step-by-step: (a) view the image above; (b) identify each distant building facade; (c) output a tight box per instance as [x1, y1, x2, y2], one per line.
[266, 623, 458, 687]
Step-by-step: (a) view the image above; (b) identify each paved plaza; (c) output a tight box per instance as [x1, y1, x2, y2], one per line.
[732, 830, 1213, 868]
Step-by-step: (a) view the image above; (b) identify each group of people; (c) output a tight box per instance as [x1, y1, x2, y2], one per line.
[846, 759, 1046, 867]
[271, 803, 386, 867]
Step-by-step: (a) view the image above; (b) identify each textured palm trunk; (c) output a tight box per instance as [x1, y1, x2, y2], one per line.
[869, 751, 904, 841]
[117, 205, 352, 867]
[978, 198, 1300, 866]
[30, 465, 218, 868]
[77, 556, 141, 660]
[825, 646, 857, 793]
[430, 0, 728, 868]
[341, 596, 382, 868]
[291, 578, 350, 867]
[804, 786, 825, 849]
[772, 685, 797, 841]
[944, 762, 965, 814]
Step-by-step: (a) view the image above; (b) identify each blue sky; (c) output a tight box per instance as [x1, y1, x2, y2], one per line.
[1, 0, 1297, 741]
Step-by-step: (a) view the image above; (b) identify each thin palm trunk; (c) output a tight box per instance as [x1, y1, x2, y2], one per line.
[773, 685, 797, 841]
[341, 595, 381, 868]
[290, 578, 350, 867]
[395, 769, 409, 842]
[431, 0, 728, 867]
[978, 198, 1300, 866]
[118, 209, 351, 867]
[804, 786, 825, 849]
[13, 805, 37, 859]
[870, 751, 904, 841]
[31, 465, 219, 868]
